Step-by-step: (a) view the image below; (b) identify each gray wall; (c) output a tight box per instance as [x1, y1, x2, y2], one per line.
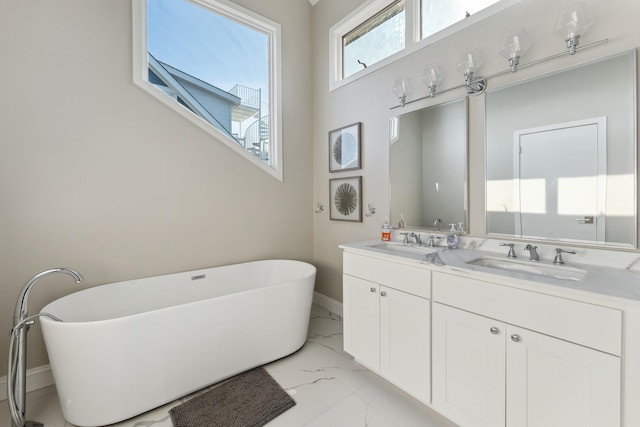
[0, 0, 312, 376]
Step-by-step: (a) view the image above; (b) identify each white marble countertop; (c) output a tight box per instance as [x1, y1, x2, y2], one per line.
[340, 237, 640, 305]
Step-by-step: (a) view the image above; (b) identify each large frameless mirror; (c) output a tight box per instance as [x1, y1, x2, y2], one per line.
[485, 50, 637, 248]
[389, 98, 468, 231]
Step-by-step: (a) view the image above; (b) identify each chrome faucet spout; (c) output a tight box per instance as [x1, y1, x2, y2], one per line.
[410, 232, 422, 246]
[13, 268, 83, 326]
[524, 244, 539, 261]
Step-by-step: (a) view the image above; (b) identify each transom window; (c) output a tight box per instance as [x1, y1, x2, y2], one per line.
[421, 0, 500, 40]
[133, 0, 283, 181]
[343, 0, 405, 79]
[331, 0, 519, 90]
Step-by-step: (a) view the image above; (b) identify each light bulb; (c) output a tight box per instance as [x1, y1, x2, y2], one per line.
[499, 29, 532, 71]
[554, 3, 593, 54]
[392, 77, 410, 106]
[421, 64, 443, 97]
[456, 49, 483, 76]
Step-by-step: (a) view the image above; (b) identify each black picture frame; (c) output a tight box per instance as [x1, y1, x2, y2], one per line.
[329, 122, 361, 172]
[329, 176, 362, 222]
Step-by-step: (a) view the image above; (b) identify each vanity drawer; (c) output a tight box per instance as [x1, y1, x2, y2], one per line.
[432, 271, 622, 356]
[343, 252, 431, 298]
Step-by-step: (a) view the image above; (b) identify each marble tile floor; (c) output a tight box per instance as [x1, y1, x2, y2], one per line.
[1, 305, 457, 427]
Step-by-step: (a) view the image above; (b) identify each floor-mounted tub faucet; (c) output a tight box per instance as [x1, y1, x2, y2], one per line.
[8, 268, 84, 427]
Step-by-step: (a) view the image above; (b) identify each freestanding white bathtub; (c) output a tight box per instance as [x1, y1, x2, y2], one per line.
[40, 259, 316, 427]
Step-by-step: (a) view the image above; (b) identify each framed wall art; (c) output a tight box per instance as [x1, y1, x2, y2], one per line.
[330, 176, 362, 222]
[329, 122, 361, 172]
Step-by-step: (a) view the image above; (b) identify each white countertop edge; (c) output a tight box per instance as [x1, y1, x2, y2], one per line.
[340, 239, 640, 307]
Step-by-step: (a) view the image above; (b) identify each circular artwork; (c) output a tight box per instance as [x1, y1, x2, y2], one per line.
[332, 132, 357, 166]
[334, 183, 358, 215]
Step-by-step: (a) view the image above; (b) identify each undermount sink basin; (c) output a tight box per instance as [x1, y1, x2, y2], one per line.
[368, 242, 440, 256]
[466, 256, 587, 281]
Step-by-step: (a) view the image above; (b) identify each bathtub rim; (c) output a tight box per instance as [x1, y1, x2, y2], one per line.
[40, 259, 316, 325]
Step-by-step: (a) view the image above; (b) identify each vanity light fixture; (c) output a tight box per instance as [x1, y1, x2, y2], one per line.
[392, 77, 410, 107]
[390, 2, 605, 110]
[421, 64, 443, 98]
[456, 49, 487, 96]
[554, 2, 593, 55]
[499, 29, 532, 72]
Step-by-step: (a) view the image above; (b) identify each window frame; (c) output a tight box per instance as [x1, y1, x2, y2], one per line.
[132, 0, 284, 181]
[329, 0, 523, 92]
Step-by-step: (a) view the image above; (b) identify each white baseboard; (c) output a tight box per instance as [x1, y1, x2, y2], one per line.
[0, 365, 55, 402]
[313, 291, 343, 318]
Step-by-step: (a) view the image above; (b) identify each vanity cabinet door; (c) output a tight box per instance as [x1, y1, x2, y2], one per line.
[343, 274, 380, 371]
[380, 286, 430, 404]
[432, 303, 506, 427]
[506, 325, 621, 427]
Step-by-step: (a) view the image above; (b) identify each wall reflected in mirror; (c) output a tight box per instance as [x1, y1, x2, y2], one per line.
[390, 98, 468, 230]
[486, 50, 636, 248]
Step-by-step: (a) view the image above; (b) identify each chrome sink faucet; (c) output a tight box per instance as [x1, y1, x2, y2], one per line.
[411, 232, 422, 245]
[400, 232, 411, 244]
[433, 218, 442, 231]
[524, 244, 539, 261]
[554, 248, 576, 265]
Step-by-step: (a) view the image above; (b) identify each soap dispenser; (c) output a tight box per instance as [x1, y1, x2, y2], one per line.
[446, 223, 459, 249]
[381, 219, 392, 241]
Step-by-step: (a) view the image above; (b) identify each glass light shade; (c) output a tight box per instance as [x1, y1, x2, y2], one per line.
[456, 49, 482, 75]
[554, 2, 593, 40]
[421, 64, 443, 87]
[392, 77, 410, 98]
[499, 29, 532, 60]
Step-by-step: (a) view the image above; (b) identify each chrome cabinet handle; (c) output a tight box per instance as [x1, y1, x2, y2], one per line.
[370, 287, 376, 293]
[380, 291, 387, 297]
[490, 327, 499, 335]
[511, 334, 521, 342]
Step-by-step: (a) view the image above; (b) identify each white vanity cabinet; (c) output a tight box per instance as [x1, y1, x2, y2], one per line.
[343, 252, 431, 403]
[431, 271, 622, 427]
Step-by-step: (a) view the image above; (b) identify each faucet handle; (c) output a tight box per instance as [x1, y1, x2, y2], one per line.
[553, 248, 576, 265]
[500, 243, 517, 258]
[399, 232, 410, 244]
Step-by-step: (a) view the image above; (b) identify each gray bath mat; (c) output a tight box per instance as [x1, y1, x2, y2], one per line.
[169, 367, 295, 427]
